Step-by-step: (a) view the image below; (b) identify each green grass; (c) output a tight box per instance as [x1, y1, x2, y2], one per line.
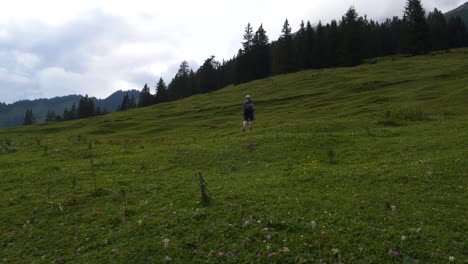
[1, 49, 467, 263]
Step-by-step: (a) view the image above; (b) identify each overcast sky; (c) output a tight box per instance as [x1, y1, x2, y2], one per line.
[0, 0, 464, 104]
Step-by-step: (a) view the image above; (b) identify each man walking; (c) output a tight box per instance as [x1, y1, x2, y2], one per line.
[242, 95, 255, 132]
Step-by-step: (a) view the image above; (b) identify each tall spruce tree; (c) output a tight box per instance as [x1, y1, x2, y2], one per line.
[447, 16, 468, 48]
[236, 23, 256, 83]
[197, 56, 219, 93]
[242, 23, 254, 52]
[305, 21, 316, 68]
[314, 21, 326, 67]
[45, 110, 57, 122]
[155, 77, 168, 103]
[294, 20, 309, 69]
[326, 20, 340, 67]
[252, 24, 271, 79]
[118, 93, 132, 111]
[70, 103, 77, 120]
[169, 61, 192, 99]
[78, 95, 95, 119]
[138, 83, 153, 107]
[273, 19, 296, 74]
[403, 0, 429, 55]
[427, 8, 449, 51]
[339, 6, 364, 66]
[23, 109, 36, 125]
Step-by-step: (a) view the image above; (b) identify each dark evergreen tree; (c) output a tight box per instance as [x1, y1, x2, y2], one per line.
[63, 103, 77, 121]
[70, 103, 77, 120]
[23, 109, 36, 125]
[314, 21, 326, 67]
[95, 107, 102, 116]
[325, 20, 340, 67]
[427, 8, 449, 51]
[218, 58, 237, 88]
[189, 69, 200, 94]
[45, 110, 57, 122]
[294, 20, 309, 69]
[197, 56, 219, 93]
[339, 7, 365, 66]
[402, 0, 429, 55]
[129, 95, 137, 109]
[362, 19, 383, 60]
[118, 93, 135, 111]
[305, 21, 316, 68]
[0, 102, 6, 112]
[155, 77, 169, 103]
[447, 16, 468, 48]
[252, 24, 271, 79]
[272, 19, 296, 74]
[168, 61, 192, 99]
[236, 23, 256, 84]
[138, 83, 153, 107]
[78, 95, 95, 119]
[242, 23, 254, 52]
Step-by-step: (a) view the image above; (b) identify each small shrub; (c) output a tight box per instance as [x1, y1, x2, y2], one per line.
[196, 171, 211, 207]
[120, 188, 128, 221]
[326, 147, 337, 164]
[34, 137, 42, 146]
[379, 106, 429, 126]
[90, 159, 97, 193]
[43, 145, 48, 157]
[0, 138, 16, 154]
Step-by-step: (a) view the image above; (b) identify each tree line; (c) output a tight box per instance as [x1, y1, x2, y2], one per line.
[23, 0, 468, 125]
[23, 95, 109, 125]
[130, 0, 468, 109]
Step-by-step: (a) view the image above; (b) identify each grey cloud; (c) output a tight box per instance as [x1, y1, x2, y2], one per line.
[0, 9, 187, 103]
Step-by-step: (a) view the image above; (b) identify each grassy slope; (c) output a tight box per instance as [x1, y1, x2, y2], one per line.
[0, 49, 467, 263]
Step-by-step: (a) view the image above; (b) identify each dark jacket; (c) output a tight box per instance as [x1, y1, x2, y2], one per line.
[243, 99, 254, 114]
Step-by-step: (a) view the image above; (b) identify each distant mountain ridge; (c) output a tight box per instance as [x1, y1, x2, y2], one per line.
[445, 2, 468, 26]
[0, 90, 140, 128]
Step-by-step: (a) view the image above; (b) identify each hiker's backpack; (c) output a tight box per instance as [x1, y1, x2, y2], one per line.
[243, 100, 253, 113]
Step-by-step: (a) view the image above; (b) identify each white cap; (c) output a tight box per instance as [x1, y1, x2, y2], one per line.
[246, 95, 251, 99]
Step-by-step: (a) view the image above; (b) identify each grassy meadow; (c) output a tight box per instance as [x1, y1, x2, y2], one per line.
[0, 49, 467, 263]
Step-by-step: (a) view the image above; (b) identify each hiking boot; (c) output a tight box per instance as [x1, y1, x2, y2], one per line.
[242, 127, 246, 132]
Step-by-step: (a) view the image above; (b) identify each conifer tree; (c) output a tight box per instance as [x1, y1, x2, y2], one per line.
[197, 56, 219, 93]
[155, 77, 168, 103]
[294, 20, 308, 69]
[129, 95, 137, 109]
[272, 19, 296, 74]
[138, 83, 153, 107]
[339, 6, 364, 66]
[119, 93, 131, 111]
[252, 24, 271, 79]
[236, 23, 256, 84]
[95, 107, 102, 116]
[427, 8, 449, 51]
[169, 61, 192, 99]
[78, 95, 95, 119]
[447, 16, 468, 48]
[242, 23, 254, 52]
[23, 109, 36, 125]
[70, 103, 77, 120]
[402, 0, 429, 55]
[45, 110, 57, 122]
[305, 21, 316, 68]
